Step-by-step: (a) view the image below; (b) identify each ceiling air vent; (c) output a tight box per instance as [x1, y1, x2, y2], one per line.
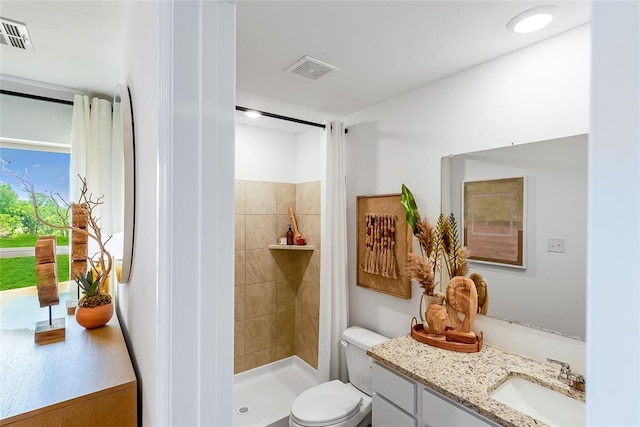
[0, 17, 33, 51]
[285, 55, 339, 82]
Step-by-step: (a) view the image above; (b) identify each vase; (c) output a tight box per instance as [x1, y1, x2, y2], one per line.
[75, 302, 114, 329]
[425, 293, 445, 306]
[419, 291, 445, 322]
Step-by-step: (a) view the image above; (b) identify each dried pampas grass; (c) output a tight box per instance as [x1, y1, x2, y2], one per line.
[451, 247, 469, 277]
[416, 217, 436, 257]
[405, 253, 435, 295]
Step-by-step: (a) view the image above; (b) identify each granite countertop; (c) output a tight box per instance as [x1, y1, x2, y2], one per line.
[368, 335, 585, 427]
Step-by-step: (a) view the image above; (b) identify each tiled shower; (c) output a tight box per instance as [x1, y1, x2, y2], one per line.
[234, 179, 321, 373]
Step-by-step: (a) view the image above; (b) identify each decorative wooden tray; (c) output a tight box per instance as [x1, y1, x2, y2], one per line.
[411, 318, 483, 353]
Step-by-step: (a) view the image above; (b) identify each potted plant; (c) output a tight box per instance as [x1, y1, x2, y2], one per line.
[74, 267, 113, 328]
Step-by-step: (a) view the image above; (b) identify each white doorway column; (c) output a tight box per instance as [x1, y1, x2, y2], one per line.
[157, 1, 236, 425]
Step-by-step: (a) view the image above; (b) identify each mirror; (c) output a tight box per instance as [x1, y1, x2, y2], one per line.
[113, 84, 135, 283]
[441, 134, 587, 338]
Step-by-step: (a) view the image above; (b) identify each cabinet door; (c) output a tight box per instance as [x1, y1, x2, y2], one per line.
[372, 362, 416, 415]
[373, 393, 416, 427]
[422, 388, 496, 427]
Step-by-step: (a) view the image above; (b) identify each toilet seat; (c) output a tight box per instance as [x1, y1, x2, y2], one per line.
[290, 380, 363, 427]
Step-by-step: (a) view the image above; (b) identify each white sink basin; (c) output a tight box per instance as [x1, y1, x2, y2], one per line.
[490, 376, 585, 426]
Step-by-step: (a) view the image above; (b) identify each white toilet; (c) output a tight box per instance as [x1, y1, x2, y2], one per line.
[289, 326, 387, 427]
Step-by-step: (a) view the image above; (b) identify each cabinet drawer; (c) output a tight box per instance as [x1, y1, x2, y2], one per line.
[373, 393, 416, 427]
[372, 362, 416, 415]
[422, 388, 496, 427]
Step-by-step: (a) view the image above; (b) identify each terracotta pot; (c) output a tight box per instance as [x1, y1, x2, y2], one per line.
[75, 302, 114, 329]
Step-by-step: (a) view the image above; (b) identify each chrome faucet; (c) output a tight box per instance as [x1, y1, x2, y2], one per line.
[547, 358, 586, 391]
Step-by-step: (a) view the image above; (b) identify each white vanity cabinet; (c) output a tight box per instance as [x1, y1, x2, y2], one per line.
[421, 388, 495, 427]
[372, 362, 417, 427]
[372, 361, 496, 427]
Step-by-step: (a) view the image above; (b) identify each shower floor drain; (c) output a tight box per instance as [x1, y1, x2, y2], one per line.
[237, 406, 250, 415]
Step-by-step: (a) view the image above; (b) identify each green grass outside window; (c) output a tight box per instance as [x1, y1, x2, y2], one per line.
[0, 255, 70, 291]
[0, 234, 69, 248]
[0, 234, 70, 291]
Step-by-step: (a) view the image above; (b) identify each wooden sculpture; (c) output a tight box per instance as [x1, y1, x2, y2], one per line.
[288, 207, 306, 245]
[471, 273, 489, 314]
[34, 236, 65, 344]
[411, 276, 483, 352]
[425, 304, 448, 335]
[35, 236, 59, 307]
[68, 203, 90, 314]
[445, 276, 478, 333]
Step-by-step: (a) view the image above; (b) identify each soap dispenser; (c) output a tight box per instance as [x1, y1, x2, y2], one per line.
[286, 225, 294, 245]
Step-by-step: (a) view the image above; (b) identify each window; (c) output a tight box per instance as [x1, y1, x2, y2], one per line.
[0, 91, 73, 292]
[0, 145, 71, 291]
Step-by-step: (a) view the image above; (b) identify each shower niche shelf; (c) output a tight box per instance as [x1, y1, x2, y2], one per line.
[268, 245, 315, 251]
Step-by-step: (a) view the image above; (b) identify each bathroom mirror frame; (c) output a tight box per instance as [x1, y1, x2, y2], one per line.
[115, 84, 135, 283]
[441, 134, 587, 338]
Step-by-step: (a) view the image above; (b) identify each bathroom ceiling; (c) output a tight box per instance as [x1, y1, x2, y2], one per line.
[0, 1, 589, 132]
[236, 0, 590, 131]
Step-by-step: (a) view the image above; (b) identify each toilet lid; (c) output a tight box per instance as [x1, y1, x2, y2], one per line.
[291, 380, 362, 426]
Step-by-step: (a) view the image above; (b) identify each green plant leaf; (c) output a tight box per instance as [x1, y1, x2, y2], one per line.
[401, 184, 420, 235]
[74, 270, 101, 297]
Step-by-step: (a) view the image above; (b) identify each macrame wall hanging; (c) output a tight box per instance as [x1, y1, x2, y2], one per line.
[361, 213, 398, 279]
[356, 193, 411, 299]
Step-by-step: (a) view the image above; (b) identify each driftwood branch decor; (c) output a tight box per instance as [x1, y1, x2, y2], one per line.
[357, 194, 411, 299]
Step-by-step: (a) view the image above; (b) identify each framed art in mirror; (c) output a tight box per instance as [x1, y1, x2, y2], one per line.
[462, 177, 526, 268]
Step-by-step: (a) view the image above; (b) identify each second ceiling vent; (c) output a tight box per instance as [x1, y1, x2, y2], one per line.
[285, 55, 339, 82]
[0, 17, 33, 51]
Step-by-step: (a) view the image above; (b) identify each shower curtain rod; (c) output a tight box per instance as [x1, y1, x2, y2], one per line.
[235, 106, 325, 129]
[235, 106, 349, 133]
[1, 89, 74, 106]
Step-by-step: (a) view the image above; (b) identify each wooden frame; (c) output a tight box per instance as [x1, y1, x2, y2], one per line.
[356, 194, 412, 298]
[114, 84, 136, 283]
[462, 177, 526, 268]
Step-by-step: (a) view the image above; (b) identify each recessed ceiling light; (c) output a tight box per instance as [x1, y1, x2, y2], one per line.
[507, 5, 559, 34]
[244, 110, 262, 119]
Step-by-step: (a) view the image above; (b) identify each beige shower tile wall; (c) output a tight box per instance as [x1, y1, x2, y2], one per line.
[235, 179, 321, 374]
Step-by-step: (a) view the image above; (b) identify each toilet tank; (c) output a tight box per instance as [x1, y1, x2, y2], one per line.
[342, 326, 387, 396]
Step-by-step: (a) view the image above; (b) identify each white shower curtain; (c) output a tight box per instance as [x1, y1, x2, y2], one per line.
[70, 94, 121, 236]
[318, 120, 349, 382]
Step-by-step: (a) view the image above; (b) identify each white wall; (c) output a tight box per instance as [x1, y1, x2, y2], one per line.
[235, 124, 297, 182]
[116, 1, 159, 426]
[342, 25, 590, 364]
[296, 127, 323, 183]
[588, 1, 640, 424]
[236, 124, 322, 183]
[0, 93, 73, 144]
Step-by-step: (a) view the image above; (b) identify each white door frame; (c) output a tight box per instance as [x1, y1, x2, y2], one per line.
[157, 1, 236, 425]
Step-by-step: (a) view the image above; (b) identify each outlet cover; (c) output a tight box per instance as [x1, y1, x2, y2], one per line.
[547, 238, 566, 253]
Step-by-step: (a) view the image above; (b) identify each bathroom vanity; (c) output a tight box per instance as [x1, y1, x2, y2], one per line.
[368, 335, 585, 427]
